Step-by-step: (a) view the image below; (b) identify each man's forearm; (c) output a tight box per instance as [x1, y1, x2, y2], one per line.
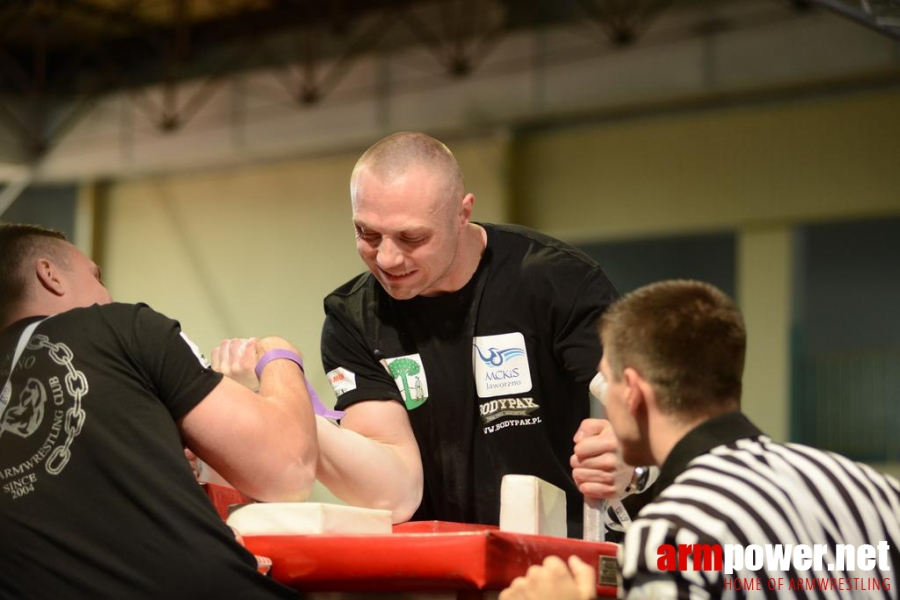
[181, 358, 318, 504]
[251, 359, 318, 501]
[315, 416, 423, 523]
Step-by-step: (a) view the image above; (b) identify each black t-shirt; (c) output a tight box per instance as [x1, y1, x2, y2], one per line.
[0, 303, 297, 599]
[321, 223, 619, 537]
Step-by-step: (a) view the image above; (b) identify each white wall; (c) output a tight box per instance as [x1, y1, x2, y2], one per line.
[738, 227, 793, 441]
[515, 89, 900, 242]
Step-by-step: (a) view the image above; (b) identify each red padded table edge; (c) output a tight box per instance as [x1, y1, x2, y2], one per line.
[243, 521, 618, 595]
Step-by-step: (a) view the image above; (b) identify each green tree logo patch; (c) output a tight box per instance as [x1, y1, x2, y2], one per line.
[386, 354, 429, 410]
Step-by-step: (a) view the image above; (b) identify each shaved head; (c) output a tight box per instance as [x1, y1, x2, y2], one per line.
[351, 132, 464, 211]
[348, 132, 482, 299]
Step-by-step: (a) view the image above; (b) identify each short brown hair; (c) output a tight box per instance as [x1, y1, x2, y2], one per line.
[0, 223, 67, 325]
[599, 280, 745, 416]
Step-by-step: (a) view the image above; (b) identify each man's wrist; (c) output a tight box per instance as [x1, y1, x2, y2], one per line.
[254, 349, 305, 380]
[254, 349, 346, 421]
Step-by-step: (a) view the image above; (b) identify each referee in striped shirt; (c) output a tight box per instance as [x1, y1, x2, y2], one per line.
[501, 279, 899, 600]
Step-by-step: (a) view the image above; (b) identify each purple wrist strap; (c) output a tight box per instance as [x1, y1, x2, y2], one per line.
[255, 349, 345, 420]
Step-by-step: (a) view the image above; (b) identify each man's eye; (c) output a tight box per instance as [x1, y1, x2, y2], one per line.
[401, 236, 427, 245]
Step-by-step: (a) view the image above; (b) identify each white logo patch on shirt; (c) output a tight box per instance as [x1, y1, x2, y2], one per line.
[179, 332, 210, 368]
[327, 367, 357, 397]
[472, 332, 532, 398]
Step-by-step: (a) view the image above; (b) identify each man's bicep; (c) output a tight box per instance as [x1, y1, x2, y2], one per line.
[316, 398, 424, 520]
[340, 399, 424, 490]
[340, 399, 420, 458]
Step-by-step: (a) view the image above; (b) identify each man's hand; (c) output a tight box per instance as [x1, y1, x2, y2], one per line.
[211, 338, 260, 390]
[571, 418, 634, 499]
[254, 336, 302, 361]
[500, 555, 597, 600]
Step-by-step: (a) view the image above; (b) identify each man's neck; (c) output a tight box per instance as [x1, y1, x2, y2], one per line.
[2, 300, 59, 331]
[455, 223, 487, 291]
[649, 404, 738, 467]
[424, 223, 486, 296]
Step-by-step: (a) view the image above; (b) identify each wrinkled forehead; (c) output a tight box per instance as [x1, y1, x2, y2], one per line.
[353, 203, 443, 238]
[357, 156, 458, 195]
[353, 167, 453, 224]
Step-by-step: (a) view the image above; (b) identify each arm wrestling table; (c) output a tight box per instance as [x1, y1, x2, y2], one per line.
[204, 483, 619, 599]
[243, 521, 619, 599]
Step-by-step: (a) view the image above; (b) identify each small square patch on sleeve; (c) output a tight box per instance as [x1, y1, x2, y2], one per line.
[327, 367, 357, 397]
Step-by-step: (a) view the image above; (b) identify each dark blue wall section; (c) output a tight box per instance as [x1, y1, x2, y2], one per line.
[1, 185, 78, 240]
[792, 217, 900, 461]
[578, 232, 736, 298]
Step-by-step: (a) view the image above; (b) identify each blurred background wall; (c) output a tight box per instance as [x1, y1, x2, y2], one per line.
[2, 0, 899, 499]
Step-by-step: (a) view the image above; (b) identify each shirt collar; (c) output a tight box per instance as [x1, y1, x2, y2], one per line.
[656, 411, 764, 491]
[1, 315, 48, 342]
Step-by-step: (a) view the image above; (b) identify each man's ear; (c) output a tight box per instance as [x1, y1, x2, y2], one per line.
[460, 192, 475, 223]
[35, 258, 66, 297]
[623, 367, 650, 416]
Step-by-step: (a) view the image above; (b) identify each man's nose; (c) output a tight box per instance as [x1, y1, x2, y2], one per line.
[376, 238, 404, 270]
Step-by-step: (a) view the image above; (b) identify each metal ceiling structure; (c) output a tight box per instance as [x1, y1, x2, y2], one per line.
[0, 0, 666, 155]
[813, 0, 900, 39]
[0, 0, 896, 161]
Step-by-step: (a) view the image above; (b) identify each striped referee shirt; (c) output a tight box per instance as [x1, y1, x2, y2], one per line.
[620, 411, 900, 599]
